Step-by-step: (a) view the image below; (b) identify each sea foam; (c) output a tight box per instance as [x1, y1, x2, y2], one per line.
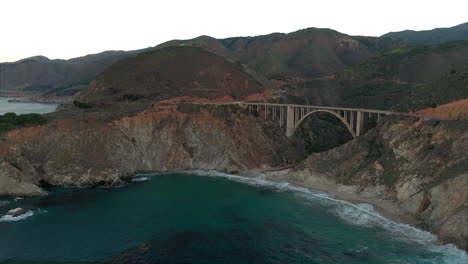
[131, 176, 150, 182]
[0, 210, 34, 222]
[173, 170, 467, 264]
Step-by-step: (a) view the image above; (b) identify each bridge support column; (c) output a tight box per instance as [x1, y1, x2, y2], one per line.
[286, 105, 295, 137]
[356, 111, 363, 136]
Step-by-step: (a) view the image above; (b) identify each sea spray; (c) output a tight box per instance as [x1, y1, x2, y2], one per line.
[0, 211, 34, 222]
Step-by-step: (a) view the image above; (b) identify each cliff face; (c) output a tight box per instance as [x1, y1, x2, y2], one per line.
[286, 116, 468, 249]
[0, 104, 294, 196]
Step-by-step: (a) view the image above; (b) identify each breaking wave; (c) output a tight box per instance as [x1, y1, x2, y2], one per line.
[0, 210, 34, 222]
[131, 176, 150, 182]
[174, 170, 467, 264]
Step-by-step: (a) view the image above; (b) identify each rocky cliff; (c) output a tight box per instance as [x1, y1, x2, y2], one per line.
[279, 116, 467, 249]
[0, 103, 298, 196]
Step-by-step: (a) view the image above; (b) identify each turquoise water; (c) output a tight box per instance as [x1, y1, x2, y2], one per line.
[0, 172, 465, 263]
[0, 97, 58, 115]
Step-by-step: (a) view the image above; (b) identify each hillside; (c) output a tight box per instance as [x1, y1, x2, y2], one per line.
[79, 46, 266, 105]
[157, 28, 406, 79]
[413, 98, 468, 120]
[382, 22, 468, 45]
[281, 41, 468, 110]
[0, 49, 148, 100]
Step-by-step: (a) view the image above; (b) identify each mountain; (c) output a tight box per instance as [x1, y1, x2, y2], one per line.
[0, 27, 406, 103]
[382, 22, 468, 45]
[340, 41, 468, 110]
[281, 41, 468, 110]
[0, 49, 148, 101]
[79, 46, 266, 105]
[157, 28, 406, 79]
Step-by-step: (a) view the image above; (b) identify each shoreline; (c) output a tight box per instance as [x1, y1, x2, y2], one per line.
[0, 168, 451, 249]
[240, 168, 419, 226]
[0, 95, 70, 105]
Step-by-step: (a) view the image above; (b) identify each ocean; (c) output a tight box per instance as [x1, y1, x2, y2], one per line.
[0, 97, 58, 115]
[0, 172, 465, 263]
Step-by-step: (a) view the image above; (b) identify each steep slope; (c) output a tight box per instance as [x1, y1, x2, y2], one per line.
[413, 98, 468, 120]
[0, 103, 300, 196]
[157, 28, 406, 79]
[394, 65, 468, 111]
[79, 46, 266, 104]
[277, 116, 468, 249]
[382, 22, 468, 45]
[0, 49, 147, 100]
[284, 41, 468, 110]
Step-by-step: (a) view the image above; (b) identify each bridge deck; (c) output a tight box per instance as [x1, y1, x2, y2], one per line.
[186, 101, 426, 117]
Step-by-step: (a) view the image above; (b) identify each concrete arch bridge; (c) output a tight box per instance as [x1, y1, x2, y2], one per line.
[242, 103, 400, 138]
[186, 101, 421, 137]
[190, 102, 410, 138]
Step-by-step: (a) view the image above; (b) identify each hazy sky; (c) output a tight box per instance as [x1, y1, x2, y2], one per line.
[1, 0, 467, 62]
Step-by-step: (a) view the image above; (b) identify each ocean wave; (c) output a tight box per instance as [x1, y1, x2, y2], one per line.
[173, 170, 467, 263]
[0, 201, 10, 207]
[0, 210, 34, 222]
[131, 176, 150, 182]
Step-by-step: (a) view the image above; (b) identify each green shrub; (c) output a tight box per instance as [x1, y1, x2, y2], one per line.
[0, 112, 47, 132]
[73, 100, 92, 108]
[122, 94, 145, 101]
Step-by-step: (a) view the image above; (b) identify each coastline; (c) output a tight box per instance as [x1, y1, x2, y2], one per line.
[240, 168, 419, 226]
[0, 95, 71, 105]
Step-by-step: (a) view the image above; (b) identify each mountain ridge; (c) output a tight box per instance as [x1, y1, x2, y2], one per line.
[382, 22, 468, 45]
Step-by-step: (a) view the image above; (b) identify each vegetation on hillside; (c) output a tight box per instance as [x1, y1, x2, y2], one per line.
[351, 41, 468, 80]
[331, 41, 468, 110]
[80, 46, 265, 104]
[157, 28, 406, 79]
[394, 66, 468, 111]
[382, 22, 468, 45]
[0, 113, 47, 132]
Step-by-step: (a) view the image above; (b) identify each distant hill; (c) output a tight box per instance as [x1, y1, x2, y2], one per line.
[3, 24, 467, 109]
[0, 49, 148, 100]
[79, 46, 266, 104]
[157, 28, 406, 79]
[382, 22, 468, 45]
[1, 28, 405, 103]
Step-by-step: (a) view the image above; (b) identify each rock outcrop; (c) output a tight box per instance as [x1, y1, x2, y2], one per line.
[0, 103, 296, 194]
[6, 208, 28, 217]
[284, 116, 468, 249]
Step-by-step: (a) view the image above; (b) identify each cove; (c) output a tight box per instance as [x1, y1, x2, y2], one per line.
[0, 172, 465, 263]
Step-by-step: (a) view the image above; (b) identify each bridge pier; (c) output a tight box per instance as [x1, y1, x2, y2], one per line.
[286, 105, 295, 137]
[356, 111, 363, 136]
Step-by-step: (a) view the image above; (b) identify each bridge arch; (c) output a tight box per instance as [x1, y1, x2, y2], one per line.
[291, 110, 356, 138]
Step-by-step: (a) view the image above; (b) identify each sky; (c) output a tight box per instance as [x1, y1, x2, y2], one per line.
[1, 0, 467, 62]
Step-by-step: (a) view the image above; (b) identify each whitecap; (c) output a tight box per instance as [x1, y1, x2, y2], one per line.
[0, 210, 34, 222]
[0, 201, 10, 207]
[131, 176, 150, 182]
[13, 197, 23, 201]
[254, 173, 267, 180]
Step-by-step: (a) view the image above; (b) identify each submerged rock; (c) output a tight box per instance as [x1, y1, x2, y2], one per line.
[6, 208, 28, 217]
